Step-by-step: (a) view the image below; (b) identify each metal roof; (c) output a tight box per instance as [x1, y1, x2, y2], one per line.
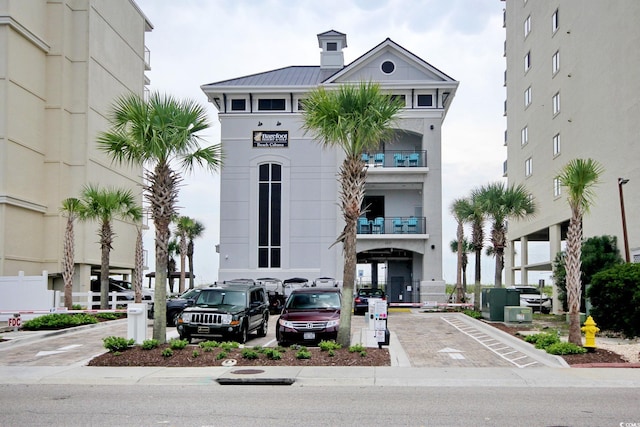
[203, 66, 339, 88]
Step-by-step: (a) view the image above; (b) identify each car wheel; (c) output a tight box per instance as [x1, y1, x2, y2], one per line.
[237, 323, 248, 344]
[179, 333, 192, 344]
[257, 315, 268, 337]
[167, 310, 179, 327]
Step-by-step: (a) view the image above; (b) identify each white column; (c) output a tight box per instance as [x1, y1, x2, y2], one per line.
[520, 235, 529, 286]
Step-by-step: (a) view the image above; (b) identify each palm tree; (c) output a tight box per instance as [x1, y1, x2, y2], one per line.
[449, 238, 473, 297]
[301, 81, 403, 346]
[80, 184, 142, 309]
[97, 92, 222, 343]
[450, 198, 473, 302]
[467, 192, 486, 310]
[557, 158, 604, 345]
[185, 219, 205, 289]
[475, 182, 535, 287]
[133, 223, 144, 303]
[167, 239, 179, 294]
[60, 198, 84, 309]
[174, 216, 192, 294]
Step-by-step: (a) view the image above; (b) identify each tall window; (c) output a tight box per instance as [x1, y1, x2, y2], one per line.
[552, 92, 560, 115]
[524, 86, 532, 107]
[552, 9, 559, 33]
[524, 15, 531, 38]
[521, 126, 528, 145]
[552, 50, 560, 75]
[553, 133, 561, 156]
[525, 157, 533, 177]
[524, 51, 531, 72]
[258, 163, 282, 268]
[553, 177, 561, 197]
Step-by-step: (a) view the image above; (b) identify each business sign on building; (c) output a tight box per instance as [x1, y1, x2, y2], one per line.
[253, 131, 288, 147]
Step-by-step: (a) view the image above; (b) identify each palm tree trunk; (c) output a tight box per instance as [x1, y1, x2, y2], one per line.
[455, 223, 464, 303]
[187, 240, 195, 290]
[153, 222, 169, 342]
[62, 216, 75, 309]
[493, 227, 505, 288]
[566, 211, 583, 345]
[133, 227, 143, 303]
[474, 247, 482, 310]
[100, 221, 113, 310]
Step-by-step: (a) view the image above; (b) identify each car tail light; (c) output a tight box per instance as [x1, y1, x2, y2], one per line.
[354, 297, 361, 303]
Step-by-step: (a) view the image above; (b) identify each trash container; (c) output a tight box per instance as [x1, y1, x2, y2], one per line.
[127, 303, 147, 344]
[481, 288, 520, 321]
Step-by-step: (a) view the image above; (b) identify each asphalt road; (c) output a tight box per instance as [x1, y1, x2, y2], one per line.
[0, 384, 638, 426]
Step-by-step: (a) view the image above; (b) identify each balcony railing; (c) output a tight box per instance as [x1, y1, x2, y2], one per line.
[361, 150, 427, 168]
[357, 216, 427, 235]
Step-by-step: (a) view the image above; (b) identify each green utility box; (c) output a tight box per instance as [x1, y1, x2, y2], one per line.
[481, 288, 521, 321]
[504, 306, 533, 323]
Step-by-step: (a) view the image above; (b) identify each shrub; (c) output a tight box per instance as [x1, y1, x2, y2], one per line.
[198, 341, 220, 352]
[349, 343, 366, 353]
[169, 339, 188, 350]
[463, 309, 482, 319]
[22, 313, 98, 330]
[241, 348, 260, 360]
[328, 349, 335, 357]
[71, 304, 84, 310]
[588, 263, 640, 338]
[216, 351, 228, 360]
[221, 342, 240, 351]
[295, 347, 311, 359]
[545, 342, 587, 355]
[103, 336, 134, 352]
[141, 339, 159, 350]
[94, 312, 121, 320]
[359, 350, 367, 357]
[161, 348, 173, 357]
[192, 350, 200, 358]
[319, 340, 342, 351]
[524, 332, 560, 349]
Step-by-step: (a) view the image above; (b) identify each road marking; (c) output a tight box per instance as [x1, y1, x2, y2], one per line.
[36, 344, 83, 357]
[438, 347, 465, 359]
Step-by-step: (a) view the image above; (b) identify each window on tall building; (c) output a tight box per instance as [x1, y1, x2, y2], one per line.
[552, 9, 559, 33]
[525, 157, 532, 177]
[552, 92, 560, 115]
[327, 42, 337, 51]
[524, 51, 531, 72]
[552, 50, 560, 75]
[553, 133, 561, 156]
[524, 15, 531, 38]
[231, 99, 246, 111]
[521, 126, 528, 145]
[258, 163, 282, 268]
[524, 86, 532, 107]
[553, 177, 561, 197]
[258, 99, 286, 111]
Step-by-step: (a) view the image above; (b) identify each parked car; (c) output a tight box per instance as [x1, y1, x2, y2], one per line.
[312, 277, 338, 288]
[256, 277, 286, 314]
[276, 288, 341, 346]
[176, 283, 269, 343]
[353, 288, 386, 315]
[147, 286, 208, 326]
[508, 286, 552, 313]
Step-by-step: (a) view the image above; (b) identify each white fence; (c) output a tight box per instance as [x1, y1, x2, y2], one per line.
[53, 291, 149, 311]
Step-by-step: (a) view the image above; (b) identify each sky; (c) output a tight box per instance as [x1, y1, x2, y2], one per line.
[135, 0, 540, 287]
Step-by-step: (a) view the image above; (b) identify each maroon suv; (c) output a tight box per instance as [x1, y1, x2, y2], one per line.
[276, 288, 341, 346]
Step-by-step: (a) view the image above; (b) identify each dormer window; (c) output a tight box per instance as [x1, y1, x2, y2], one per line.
[381, 60, 395, 74]
[327, 42, 337, 51]
[231, 99, 246, 111]
[417, 94, 433, 107]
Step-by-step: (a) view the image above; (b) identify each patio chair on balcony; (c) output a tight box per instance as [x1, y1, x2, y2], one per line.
[393, 218, 404, 233]
[371, 217, 385, 234]
[408, 152, 420, 167]
[358, 217, 371, 234]
[393, 153, 406, 167]
[406, 216, 418, 233]
[373, 153, 384, 167]
[361, 153, 370, 163]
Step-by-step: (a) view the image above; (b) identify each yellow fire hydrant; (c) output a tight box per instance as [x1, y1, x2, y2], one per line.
[581, 315, 599, 349]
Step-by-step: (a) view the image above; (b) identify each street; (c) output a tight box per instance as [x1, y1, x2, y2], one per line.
[0, 384, 638, 426]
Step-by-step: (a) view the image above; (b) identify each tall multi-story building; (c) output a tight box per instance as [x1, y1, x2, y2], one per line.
[0, 0, 151, 289]
[202, 30, 458, 303]
[502, 1, 640, 292]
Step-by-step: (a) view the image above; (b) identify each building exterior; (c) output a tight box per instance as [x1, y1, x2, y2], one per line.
[202, 31, 458, 303]
[502, 1, 640, 291]
[0, 0, 151, 289]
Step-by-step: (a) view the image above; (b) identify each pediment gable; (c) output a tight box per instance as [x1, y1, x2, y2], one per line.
[324, 39, 456, 86]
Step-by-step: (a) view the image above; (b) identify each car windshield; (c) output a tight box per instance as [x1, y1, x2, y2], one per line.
[286, 292, 340, 310]
[180, 288, 200, 300]
[195, 290, 246, 308]
[517, 288, 539, 295]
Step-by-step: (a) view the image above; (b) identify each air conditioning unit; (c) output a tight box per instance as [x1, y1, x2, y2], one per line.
[504, 306, 532, 323]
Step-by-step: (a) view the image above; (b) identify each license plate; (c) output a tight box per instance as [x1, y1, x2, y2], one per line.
[198, 326, 209, 333]
[303, 332, 315, 340]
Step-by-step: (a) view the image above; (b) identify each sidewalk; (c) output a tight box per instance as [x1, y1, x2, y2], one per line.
[2, 311, 640, 387]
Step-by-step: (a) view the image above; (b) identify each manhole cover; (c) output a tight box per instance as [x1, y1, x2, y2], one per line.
[231, 369, 265, 375]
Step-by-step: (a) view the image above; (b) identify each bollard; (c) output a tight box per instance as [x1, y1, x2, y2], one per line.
[581, 315, 600, 350]
[8, 313, 21, 332]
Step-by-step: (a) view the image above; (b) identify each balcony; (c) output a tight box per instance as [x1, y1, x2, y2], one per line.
[361, 150, 427, 168]
[144, 46, 151, 70]
[357, 216, 427, 236]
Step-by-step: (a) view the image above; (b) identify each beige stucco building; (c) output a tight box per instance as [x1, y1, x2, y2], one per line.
[0, 0, 151, 290]
[502, 0, 640, 289]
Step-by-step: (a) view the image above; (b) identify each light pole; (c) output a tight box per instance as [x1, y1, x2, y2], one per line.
[618, 177, 630, 263]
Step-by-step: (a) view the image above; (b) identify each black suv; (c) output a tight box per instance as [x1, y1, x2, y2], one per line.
[176, 284, 269, 343]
